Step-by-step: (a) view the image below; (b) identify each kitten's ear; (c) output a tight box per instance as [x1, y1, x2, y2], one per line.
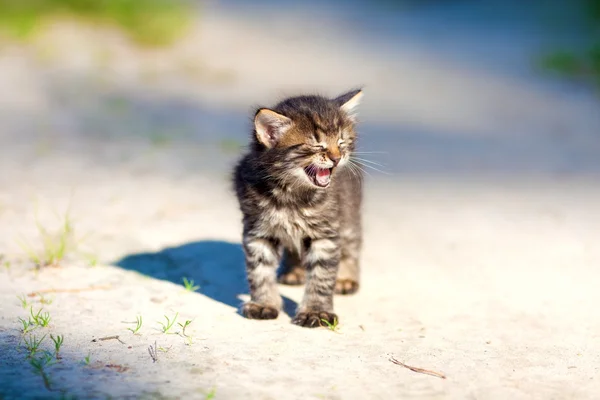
[254, 108, 293, 148]
[334, 89, 363, 117]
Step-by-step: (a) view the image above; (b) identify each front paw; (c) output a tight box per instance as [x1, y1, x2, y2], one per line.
[292, 310, 338, 328]
[242, 302, 279, 320]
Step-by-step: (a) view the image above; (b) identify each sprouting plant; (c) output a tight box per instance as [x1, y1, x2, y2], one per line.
[177, 319, 192, 337]
[23, 333, 47, 357]
[38, 312, 50, 327]
[37, 312, 51, 327]
[83, 352, 91, 366]
[30, 307, 42, 322]
[157, 345, 172, 353]
[88, 254, 98, 267]
[320, 318, 340, 333]
[205, 387, 217, 400]
[17, 294, 31, 309]
[127, 315, 143, 335]
[185, 335, 194, 346]
[30, 352, 56, 390]
[19, 316, 37, 334]
[17, 205, 75, 268]
[50, 334, 64, 359]
[182, 277, 200, 292]
[39, 294, 53, 305]
[30, 307, 51, 327]
[157, 312, 178, 334]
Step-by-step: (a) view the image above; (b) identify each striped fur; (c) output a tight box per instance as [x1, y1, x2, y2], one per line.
[233, 89, 363, 328]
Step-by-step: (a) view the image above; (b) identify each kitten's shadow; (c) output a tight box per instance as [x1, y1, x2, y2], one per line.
[114, 240, 298, 317]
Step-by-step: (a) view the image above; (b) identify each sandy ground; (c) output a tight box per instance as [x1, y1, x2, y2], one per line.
[1, 1, 600, 399]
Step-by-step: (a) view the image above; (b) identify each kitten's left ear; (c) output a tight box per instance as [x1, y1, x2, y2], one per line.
[334, 88, 363, 117]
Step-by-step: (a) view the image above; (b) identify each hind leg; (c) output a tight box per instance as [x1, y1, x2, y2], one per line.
[335, 229, 361, 295]
[335, 258, 360, 294]
[278, 247, 305, 285]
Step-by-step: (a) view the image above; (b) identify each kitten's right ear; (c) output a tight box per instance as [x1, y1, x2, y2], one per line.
[254, 109, 292, 148]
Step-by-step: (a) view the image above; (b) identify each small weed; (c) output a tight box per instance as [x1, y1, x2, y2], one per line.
[177, 319, 192, 337]
[182, 277, 199, 292]
[30, 351, 56, 390]
[157, 345, 172, 353]
[30, 307, 42, 322]
[205, 387, 217, 400]
[30, 307, 51, 327]
[39, 294, 53, 305]
[37, 312, 51, 327]
[1, 255, 9, 269]
[17, 294, 31, 309]
[19, 316, 37, 334]
[23, 333, 47, 357]
[157, 312, 178, 334]
[18, 207, 75, 268]
[50, 334, 64, 359]
[76, 250, 99, 267]
[83, 352, 91, 366]
[88, 254, 98, 267]
[320, 318, 340, 333]
[126, 315, 143, 335]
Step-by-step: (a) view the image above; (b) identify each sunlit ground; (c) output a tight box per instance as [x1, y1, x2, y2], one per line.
[0, 1, 599, 399]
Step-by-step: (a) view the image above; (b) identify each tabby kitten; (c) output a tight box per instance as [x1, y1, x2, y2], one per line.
[233, 89, 364, 328]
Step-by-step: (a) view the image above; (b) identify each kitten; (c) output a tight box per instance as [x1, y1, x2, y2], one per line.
[233, 89, 364, 328]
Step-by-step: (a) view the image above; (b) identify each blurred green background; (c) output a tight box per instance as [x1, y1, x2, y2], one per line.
[0, 0, 598, 86]
[539, 0, 600, 86]
[0, 0, 194, 46]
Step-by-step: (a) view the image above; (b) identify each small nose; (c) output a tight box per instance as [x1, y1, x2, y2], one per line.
[328, 152, 341, 166]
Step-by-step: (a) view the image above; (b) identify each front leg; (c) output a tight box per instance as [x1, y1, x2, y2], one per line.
[293, 237, 341, 328]
[242, 236, 283, 320]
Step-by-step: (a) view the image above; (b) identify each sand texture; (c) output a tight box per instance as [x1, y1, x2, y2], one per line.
[1, 1, 599, 399]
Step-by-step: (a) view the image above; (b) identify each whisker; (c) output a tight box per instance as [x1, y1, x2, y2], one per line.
[344, 162, 361, 183]
[350, 157, 386, 168]
[348, 160, 372, 178]
[350, 159, 389, 175]
[352, 162, 388, 175]
[348, 163, 365, 184]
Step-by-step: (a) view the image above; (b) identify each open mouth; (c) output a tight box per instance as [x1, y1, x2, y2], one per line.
[304, 165, 333, 187]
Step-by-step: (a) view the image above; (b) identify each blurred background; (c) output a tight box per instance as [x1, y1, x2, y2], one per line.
[1, 2, 599, 398]
[0, 0, 599, 258]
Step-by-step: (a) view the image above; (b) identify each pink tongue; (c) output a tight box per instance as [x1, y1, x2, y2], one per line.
[315, 168, 331, 186]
